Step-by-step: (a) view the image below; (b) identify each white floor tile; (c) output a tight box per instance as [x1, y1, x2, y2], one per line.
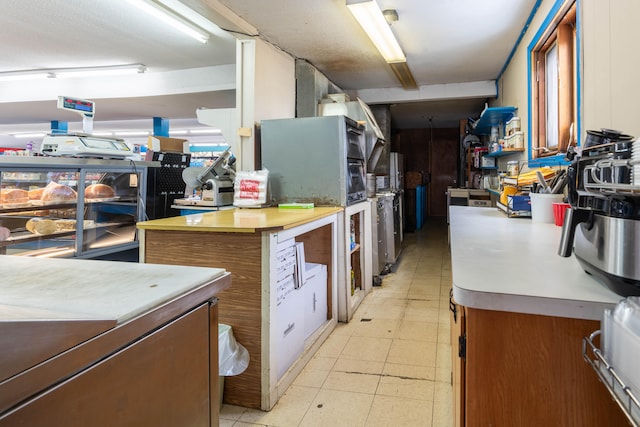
[232, 220, 454, 427]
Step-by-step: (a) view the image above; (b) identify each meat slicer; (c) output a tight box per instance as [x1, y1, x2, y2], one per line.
[181, 148, 236, 206]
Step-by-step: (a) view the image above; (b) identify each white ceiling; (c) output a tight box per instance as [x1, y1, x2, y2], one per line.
[0, 0, 537, 144]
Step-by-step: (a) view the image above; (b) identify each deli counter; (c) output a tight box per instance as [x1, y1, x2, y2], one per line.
[0, 156, 157, 258]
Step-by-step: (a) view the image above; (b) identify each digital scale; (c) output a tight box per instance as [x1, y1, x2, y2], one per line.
[39, 96, 134, 159]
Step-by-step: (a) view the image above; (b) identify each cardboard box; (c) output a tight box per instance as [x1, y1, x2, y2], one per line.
[147, 136, 187, 153]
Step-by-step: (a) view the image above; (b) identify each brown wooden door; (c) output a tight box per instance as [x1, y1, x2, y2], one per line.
[392, 128, 459, 218]
[428, 129, 459, 217]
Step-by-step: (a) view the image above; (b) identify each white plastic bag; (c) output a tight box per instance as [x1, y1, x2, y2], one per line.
[234, 169, 269, 207]
[218, 324, 250, 376]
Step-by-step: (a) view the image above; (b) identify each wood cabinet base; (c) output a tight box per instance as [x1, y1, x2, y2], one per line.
[464, 308, 627, 426]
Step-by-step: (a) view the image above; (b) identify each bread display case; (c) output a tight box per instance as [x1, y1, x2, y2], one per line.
[0, 157, 158, 258]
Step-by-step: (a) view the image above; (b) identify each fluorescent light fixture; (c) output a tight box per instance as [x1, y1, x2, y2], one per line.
[169, 130, 189, 135]
[347, 0, 406, 63]
[0, 72, 50, 82]
[0, 64, 146, 81]
[189, 128, 222, 135]
[190, 142, 227, 147]
[13, 133, 46, 138]
[55, 65, 146, 79]
[127, 0, 210, 44]
[115, 131, 150, 136]
[92, 131, 115, 136]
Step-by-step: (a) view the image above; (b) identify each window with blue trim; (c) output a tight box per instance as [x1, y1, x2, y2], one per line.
[530, 0, 577, 161]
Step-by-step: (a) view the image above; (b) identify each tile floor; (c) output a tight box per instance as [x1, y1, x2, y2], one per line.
[220, 218, 453, 427]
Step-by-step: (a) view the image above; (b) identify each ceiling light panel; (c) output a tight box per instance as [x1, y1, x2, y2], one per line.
[347, 0, 406, 63]
[126, 0, 210, 43]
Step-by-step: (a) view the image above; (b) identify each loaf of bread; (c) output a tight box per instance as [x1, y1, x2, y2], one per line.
[0, 188, 28, 204]
[85, 184, 115, 199]
[41, 182, 77, 203]
[28, 187, 45, 200]
[25, 218, 57, 235]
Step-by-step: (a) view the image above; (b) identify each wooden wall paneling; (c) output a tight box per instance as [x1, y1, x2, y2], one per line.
[144, 230, 263, 409]
[465, 308, 627, 426]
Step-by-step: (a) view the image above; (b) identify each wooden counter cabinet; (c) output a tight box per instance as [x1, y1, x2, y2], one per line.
[450, 301, 628, 426]
[137, 207, 341, 410]
[449, 206, 628, 426]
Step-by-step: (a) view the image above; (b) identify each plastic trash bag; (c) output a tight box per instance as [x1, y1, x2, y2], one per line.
[218, 324, 250, 376]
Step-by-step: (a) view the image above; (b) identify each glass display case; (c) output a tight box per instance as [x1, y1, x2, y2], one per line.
[0, 157, 157, 258]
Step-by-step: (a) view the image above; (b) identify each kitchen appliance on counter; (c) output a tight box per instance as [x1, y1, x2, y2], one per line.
[40, 134, 134, 159]
[261, 115, 366, 206]
[179, 148, 235, 207]
[558, 128, 640, 296]
[39, 96, 134, 160]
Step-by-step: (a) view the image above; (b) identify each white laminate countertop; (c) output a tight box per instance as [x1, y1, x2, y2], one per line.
[450, 206, 623, 320]
[0, 257, 226, 323]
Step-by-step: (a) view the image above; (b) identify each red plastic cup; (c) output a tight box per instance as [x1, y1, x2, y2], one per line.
[552, 202, 571, 226]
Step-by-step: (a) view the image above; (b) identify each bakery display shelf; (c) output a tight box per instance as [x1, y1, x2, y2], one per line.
[0, 229, 76, 247]
[0, 157, 157, 259]
[583, 330, 640, 426]
[0, 197, 135, 213]
[1, 179, 49, 184]
[0, 222, 126, 248]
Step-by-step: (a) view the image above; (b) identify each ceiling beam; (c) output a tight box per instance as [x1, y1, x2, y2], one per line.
[356, 80, 496, 105]
[200, 0, 259, 37]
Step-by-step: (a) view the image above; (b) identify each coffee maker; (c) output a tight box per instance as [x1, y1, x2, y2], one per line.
[558, 128, 640, 296]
